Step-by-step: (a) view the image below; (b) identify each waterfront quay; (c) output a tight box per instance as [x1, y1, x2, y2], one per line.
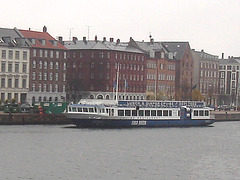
[0, 111, 239, 125]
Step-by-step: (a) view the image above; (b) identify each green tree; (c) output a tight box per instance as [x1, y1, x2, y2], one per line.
[192, 89, 204, 101]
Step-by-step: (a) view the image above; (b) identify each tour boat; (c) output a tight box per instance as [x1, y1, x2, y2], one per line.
[64, 99, 215, 128]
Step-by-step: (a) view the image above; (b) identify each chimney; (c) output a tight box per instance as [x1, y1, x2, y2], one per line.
[72, 37, 78, 43]
[95, 35, 97, 42]
[43, 26, 47, 32]
[103, 37, 106, 42]
[130, 37, 133, 41]
[150, 38, 154, 44]
[58, 36, 63, 42]
[116, 39, 120, 44]
[201, 49, 204, 52]
[83, 37, 87, 43]
[222, 53, 224, 59]
[110, 38, 114, 42]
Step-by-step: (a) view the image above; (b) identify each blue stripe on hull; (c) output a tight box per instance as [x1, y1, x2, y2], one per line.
[71, 119, 214, 128]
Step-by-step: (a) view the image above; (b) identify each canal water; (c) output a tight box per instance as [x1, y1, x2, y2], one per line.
[1, 122, 240, 180]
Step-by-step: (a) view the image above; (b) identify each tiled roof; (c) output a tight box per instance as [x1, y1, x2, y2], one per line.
[161, 42, 189, 60]
[0, 27, 30, 47]
[64, 40, 145, 54]
[19, 29, 67, 50]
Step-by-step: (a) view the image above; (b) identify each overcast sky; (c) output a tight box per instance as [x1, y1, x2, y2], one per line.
[2, 0, 240, 57]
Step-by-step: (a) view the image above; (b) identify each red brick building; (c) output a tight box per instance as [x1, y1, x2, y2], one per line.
[19, 26, 68, 104]
[129, 39, 176, 100]
[64, 36, 147, 102]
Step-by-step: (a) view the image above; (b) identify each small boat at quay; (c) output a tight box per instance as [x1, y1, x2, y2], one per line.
[64, 99, 215, 128]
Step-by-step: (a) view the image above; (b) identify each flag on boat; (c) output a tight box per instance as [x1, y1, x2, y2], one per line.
[125, 79, 129, 88]
[192, 83, 197, 90]
[113, 80, 117, 90]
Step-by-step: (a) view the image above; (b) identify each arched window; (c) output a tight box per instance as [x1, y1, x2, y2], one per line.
[97, 95, 103, 99]
[89, 94, 94, 99]
[55, 97, 58, 102]
[49, 97, 52, 102]
[43, 97, 47, 101]
[106, 95, 110, 100]
[38, 96, 42, 102]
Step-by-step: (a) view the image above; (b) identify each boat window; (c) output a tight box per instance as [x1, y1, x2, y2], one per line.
[199, 110, 204, 116]
[68, 107, 71, 112]
[95, 107, 97, 113]
[118, 110, 124, 116]
[163, 110, 168, 116]
[145, 110, 150, 116]
[151, 110, 156, 116]
[83, 108, 88, 112]
[205, 110, 209, 116]
[72, 107, 77, 112]
[89, 108, 94, 112]
[169, 110, 172, 116]
[178, 110, 180, 116]
[102, 109, 105, 113]
[157, 110, 162, 116]
[132, 110, 137, 116]
[139, 110, 144, 116]
[125, 110, 131, 116]
[106, 109, 109, 113]
[77, 108, 82, 112]
[194, 110, 198, 116]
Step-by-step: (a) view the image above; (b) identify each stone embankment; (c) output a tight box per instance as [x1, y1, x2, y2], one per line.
[0, 113, 71, 125]
[211, 111, 240, 122]
[0, 111, 239, 125]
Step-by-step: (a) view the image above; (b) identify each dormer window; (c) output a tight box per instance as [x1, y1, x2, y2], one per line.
[32, 38, 36, 45]
[40, 39, 46, 45]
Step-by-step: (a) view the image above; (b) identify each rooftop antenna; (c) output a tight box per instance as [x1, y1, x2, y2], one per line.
[69, 28, 73, 40]
[149, 32, 152, 40]
[86, 25, 91, 40]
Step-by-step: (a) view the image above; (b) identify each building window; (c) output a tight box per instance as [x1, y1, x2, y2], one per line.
[50, 51, 54, 58]
[33, 60, 36, 68]
[15, 51, 19, 60]
[33, 49, 37, 57]
[1, 78, 5, 88]
[64, 52, 67, 59]
[15, 63, 19, 73]
[39, 72, 42, 80]
[49, 84, 52, 92]
[23, 51, 27, 60]
[55, 84, 58, 92]
[2, 50, 6, 59]
[22, 79, 26, 88]
[63, 73, 66, 81]
[91, 73, 94, 79]
[40, 50, 43, 57]
[63, 85, 65, 92]
[39, 61, 42, 69]
[44, 73, 47, 80]
[32, 72, 36, 80]
[44, 61, 47, 69]
[39, 84, 42, 92]
[32, 83, 35, 91]
[8, 78, 12, 88]
[43, 84, 47, 92]
[50, 62, 53, 69]
[91, 62, 95, 68]
[56, 51, 59, 58]
[55, 73, 58, 81]
[8, 63, 13, 72]
[63, 62, 66, 70]
[9, 50, 13, 59]
[49, 73, 53, 81]
[44, 50, 48, 58]
[22, 63, 27, 73]
[56, 62, 59, 69]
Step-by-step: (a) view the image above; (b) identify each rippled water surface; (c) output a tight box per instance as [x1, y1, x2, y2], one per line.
[1, 122, 240, 180]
